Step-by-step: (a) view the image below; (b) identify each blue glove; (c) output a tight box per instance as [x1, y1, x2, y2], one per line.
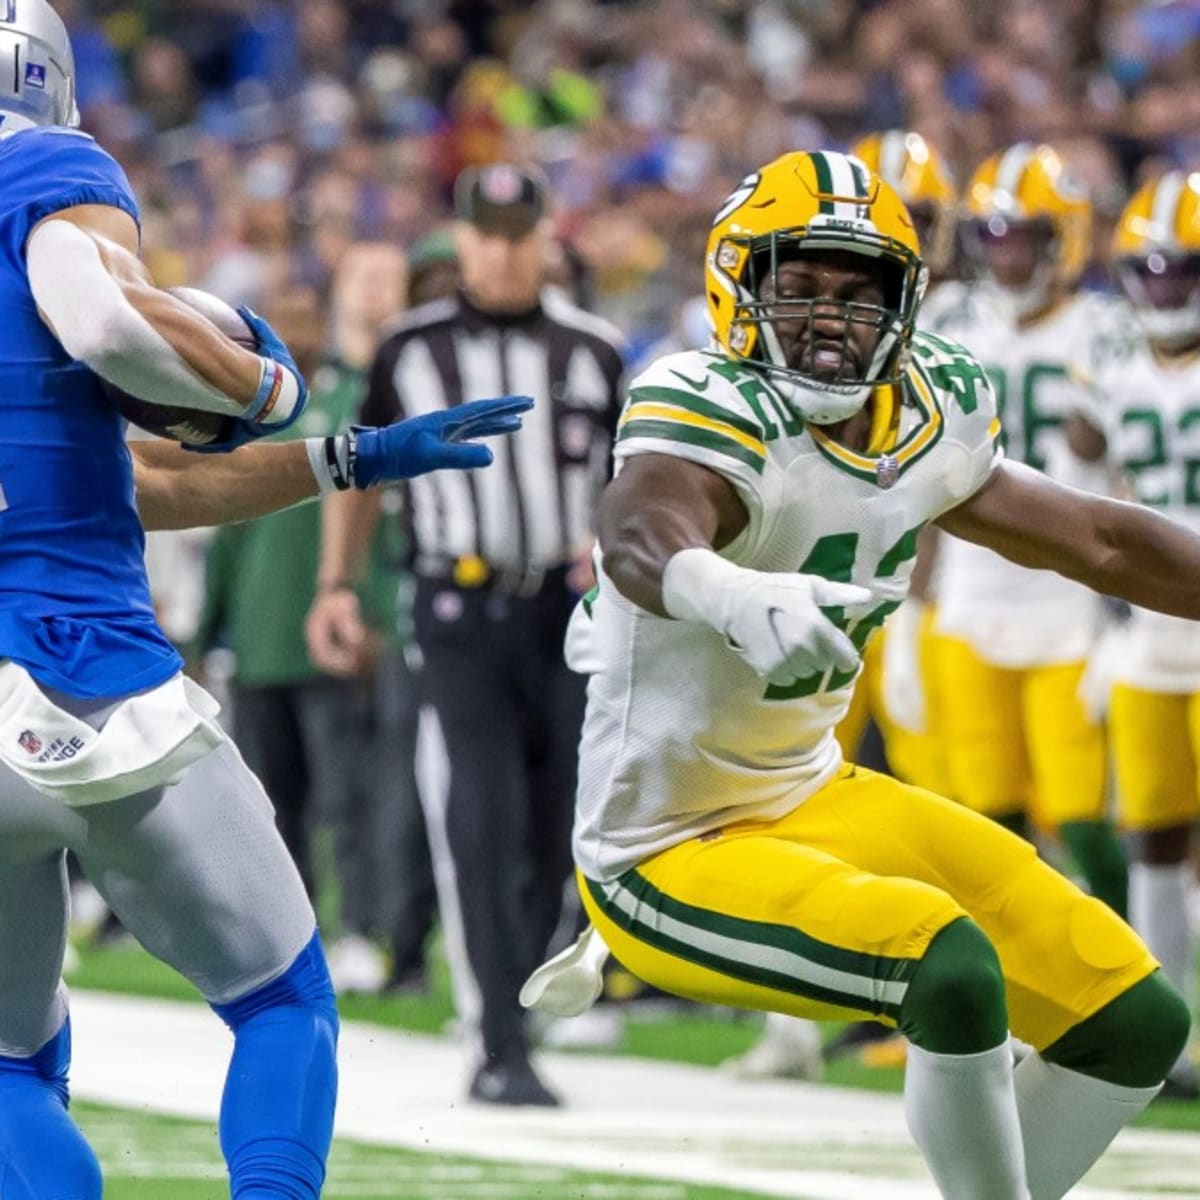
[350, 395, 533, 488]
[184, 307, 309, 453]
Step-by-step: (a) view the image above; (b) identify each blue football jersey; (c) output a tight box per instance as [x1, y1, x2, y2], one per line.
[0, 127, 182, 698]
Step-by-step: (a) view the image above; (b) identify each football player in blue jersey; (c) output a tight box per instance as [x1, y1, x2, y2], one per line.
[0, 5, 530, 1199]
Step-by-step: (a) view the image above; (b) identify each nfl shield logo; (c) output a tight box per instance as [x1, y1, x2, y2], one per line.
[18, 730, 41, 755]
[875, 455, 899, 490]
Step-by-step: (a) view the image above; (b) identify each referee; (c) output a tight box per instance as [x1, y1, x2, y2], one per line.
[307, 163, 625, 1107]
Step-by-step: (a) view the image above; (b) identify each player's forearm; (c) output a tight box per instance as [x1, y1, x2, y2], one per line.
[1083, 499, 1200, 619]
[132, 441, 319, 530]
[119, 281, 263, 404]
[27, 219, 261, 416]
[599, 456, 747, 616]
[316, 488, 381, 589]
[601, 505, 713, 616]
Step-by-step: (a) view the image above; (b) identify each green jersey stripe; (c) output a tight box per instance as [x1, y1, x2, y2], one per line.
[627, 385, 764, 440]
[618, 418, 766, 474]
[810, 151, 836, 215]
[586, 876, 905, 1021]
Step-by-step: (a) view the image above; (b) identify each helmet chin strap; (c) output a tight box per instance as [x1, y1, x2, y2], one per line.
[775, 377, 871, 425]
[757, 317, 900, 425]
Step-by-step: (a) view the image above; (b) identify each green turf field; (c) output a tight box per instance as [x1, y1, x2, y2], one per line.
[76, 1101, 786, 1200]
[66, 937, 1200, 1132]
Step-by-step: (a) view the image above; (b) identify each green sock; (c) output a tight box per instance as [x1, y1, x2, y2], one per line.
[1058, 819, 1129, 918]
[992, 809, 1029, 839]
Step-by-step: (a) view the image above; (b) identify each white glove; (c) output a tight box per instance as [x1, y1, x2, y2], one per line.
[661, 547, 874, 685]
[520, 925, 610, 1017]
[881, 599, 927, 734]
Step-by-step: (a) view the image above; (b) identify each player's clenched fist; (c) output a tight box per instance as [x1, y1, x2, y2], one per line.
[660, 546, 873, 683]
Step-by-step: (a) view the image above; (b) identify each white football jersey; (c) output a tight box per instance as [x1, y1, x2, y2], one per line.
[1078, 326, 1200, 692]
[572, 334, 1001, 880]
[926, 287, 1116, 665]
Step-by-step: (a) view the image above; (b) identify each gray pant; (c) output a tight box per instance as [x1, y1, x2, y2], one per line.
[0, 733, 315, 1056]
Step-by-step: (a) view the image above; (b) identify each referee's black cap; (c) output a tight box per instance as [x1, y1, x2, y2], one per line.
[454, 162, 549, 238]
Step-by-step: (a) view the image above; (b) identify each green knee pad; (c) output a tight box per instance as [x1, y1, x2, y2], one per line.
[1058, 819, 1129, 919]
[900, 917, 1008, 1055]
[1043, 970, 1190, 1087]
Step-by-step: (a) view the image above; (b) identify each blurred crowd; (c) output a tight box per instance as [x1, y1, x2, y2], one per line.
[62, 0, 1200, 361]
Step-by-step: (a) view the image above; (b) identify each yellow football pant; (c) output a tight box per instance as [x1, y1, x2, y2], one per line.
[581, 766, 1154, 1050]
[1110, 684, 1200, 832]
[933, 636, 1106, 826]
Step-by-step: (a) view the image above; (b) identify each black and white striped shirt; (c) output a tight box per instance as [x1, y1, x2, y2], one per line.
[360, 288, 626, 575]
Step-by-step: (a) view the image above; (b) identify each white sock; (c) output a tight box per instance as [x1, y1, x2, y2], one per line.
[1015, 1051, 1158, 1199]
[1129, 861, 1195, 1075]
[905, 1041, 1028, 1199]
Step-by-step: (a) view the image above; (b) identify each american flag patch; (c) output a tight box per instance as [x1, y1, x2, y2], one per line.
[24, 63, 45, 89]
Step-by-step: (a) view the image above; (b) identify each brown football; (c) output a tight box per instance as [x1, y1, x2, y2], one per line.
[102, 286, 258, 446]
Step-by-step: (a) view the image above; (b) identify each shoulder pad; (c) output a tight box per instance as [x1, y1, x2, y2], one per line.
[629, 350, 769, 434]
[907, 330, 1000, 434]
[620, 350, 777, 479]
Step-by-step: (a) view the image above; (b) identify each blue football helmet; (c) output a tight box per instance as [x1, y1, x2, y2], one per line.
[0, 0, 78, 132]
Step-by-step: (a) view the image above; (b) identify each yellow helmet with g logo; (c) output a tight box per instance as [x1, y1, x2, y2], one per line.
[851, 131, 957, 274]
[962, 143, 1091, 314]
[705, 149, 926, 424]
[1112, 171, 1200, 347]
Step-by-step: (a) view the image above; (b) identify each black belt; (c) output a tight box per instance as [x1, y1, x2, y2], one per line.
[415, 555, 567, 599]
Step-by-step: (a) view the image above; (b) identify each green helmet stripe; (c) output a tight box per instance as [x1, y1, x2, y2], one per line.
[849, 158, 870, 199]
[810, 151, 836, 214]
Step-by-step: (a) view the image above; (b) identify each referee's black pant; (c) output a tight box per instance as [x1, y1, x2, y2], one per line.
[414, 567, 585, 1066]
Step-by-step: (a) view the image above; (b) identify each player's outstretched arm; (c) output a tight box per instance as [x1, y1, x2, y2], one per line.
[26, 204, 303, 429]
[132, 396, 532, 531]
[938, 459, 1200, 619]
[599, 454, 872, 682]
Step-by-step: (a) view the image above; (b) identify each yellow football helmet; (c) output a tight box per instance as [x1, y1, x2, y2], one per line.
[851, 131, 957, 275]
[962, 143, 1091, 315]
[705, 149, 926, 424]
[1112, 171, 1200, 347]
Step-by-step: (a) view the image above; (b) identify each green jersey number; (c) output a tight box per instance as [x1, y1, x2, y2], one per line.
[980, 362, 1069, 473]
[911, 334, 990, 416]
[764, 525, 921, 701]
[1119, 406, 1200, 508]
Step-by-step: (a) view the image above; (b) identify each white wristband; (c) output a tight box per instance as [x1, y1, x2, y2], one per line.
[246, 358, 301, 425]
[661, 546, 743, 630]
[305, 435, 353, 493]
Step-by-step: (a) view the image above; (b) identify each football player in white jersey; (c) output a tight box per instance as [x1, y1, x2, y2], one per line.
[1067, 170, 1200, 1097]
[525, 149, 1200, 1200]
[914, 144, 1128, 917]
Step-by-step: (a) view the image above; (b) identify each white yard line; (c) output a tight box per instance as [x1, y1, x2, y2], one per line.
[69, 991, 1200, 1199]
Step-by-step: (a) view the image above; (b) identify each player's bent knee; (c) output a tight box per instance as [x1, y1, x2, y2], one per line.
[1044, 970, 1190, 1087]
[212, 931, 338, 1035]
[899, 917, 1008, 1056]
